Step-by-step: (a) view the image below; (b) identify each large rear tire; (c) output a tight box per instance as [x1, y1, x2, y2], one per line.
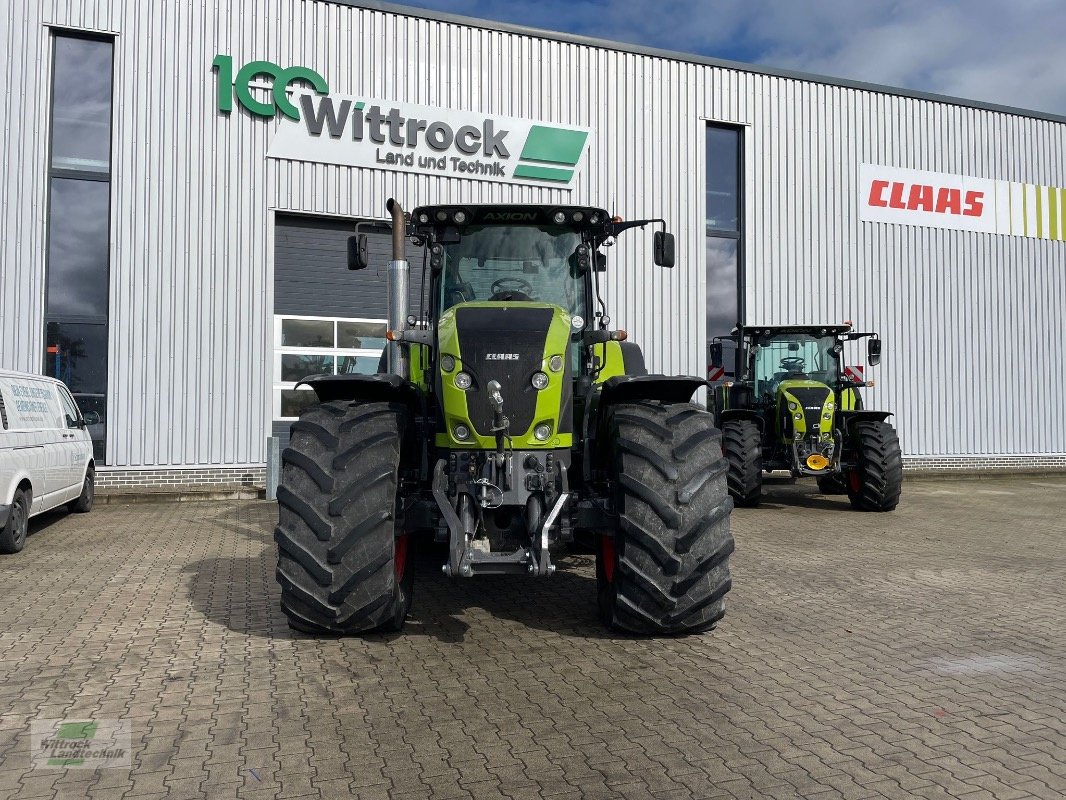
[275, 400, 414, 634]
[722, 419, 763, 506]
[597, 401, 734, 635]
[846, 420, 903, 512]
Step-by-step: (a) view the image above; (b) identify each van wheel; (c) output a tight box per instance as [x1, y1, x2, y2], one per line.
[69, 466, 95, 513]
[0, 488, 30, 554]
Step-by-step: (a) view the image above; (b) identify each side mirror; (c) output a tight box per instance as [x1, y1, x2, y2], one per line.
[653, 231, 675, 268]
[594, 252, 607, 272]
[709, 342, 723, 369]
[347, 234, 369, 270]
[868, 337, 882, 366]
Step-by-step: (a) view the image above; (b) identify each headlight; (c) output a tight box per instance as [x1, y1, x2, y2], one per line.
[826, 402, 834, 409]
[453, 210, 468, 224]
[440, 355, 456, 372]
[534, 424, 552, 441]
[531, 371, 549, 390]
[794, 412, 802, 420]
[454, 372, 472, 390]
[572, 211, 584, 222]
[552, 211, 566, 224]
[788, 401, 798, 411]
[823, 412, 832, 420]
[417, 212, 430, 224]
[549, 355, 564, 372]
[453, 424, 471, 441]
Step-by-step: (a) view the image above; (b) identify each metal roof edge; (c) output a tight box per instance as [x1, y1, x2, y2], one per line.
[325, 0, 1066, 125]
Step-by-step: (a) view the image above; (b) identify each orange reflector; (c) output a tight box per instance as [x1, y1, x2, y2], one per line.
[866, 380, 876, 387]
[806, 454, 830, 471]
[613, 329, 628, 341]
[843, 319, 853, 326]
[386, 330, 398, 341]
[47, 346, 59, 354]
[611, 215, 623, 223]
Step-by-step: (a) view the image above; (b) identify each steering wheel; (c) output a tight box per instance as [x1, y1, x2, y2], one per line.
[491, 277, 534, 296]
[489, 276, 535, 301]
[780, 356, 807, 373]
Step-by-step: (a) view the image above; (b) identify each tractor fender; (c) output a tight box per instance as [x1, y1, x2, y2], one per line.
[298, 373, 424, 414]
[720, 408, 765, 431]
[838, 409, 893, 432]
[598, 374, 706, 406]
[581, 374, 707, 483]
[297, 373, 428, 479]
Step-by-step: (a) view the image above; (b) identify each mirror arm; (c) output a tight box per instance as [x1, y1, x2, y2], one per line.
[604, 217, 666, 237]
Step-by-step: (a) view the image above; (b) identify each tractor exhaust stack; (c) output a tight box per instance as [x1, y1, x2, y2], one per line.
[385, 198, 410, 379]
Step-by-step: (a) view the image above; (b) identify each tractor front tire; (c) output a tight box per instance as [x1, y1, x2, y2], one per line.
[275, 400, 414, 634]
[597, 401, 734, 635]
[722, 420, 763, 506]
[846, 420, 903, 512]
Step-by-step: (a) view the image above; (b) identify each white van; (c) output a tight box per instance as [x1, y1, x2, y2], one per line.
[0, 369, 95, 553]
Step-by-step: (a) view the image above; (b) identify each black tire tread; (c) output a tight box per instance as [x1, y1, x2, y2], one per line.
[601, 401, 734, 636]
[274, 400, 410, 634]
[847, 420, 903, 512]
[722, 420, 763, 507]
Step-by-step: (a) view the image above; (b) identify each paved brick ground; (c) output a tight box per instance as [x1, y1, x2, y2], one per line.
[1, 476, 1064, 799]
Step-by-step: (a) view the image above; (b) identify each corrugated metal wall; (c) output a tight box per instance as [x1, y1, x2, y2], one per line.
[1, 0, 1063, 467]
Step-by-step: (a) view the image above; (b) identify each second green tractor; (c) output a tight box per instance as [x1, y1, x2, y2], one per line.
[709, 324, 903, 511]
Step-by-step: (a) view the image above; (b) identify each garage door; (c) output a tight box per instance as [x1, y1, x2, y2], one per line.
[272, 214, 427, 443]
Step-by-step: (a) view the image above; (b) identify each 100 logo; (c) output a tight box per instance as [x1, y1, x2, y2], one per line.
[212, 55, 328, 120]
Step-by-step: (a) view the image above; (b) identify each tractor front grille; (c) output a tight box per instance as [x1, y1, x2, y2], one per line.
[788, 386, 832, 431]
[455, 306, 554, 437]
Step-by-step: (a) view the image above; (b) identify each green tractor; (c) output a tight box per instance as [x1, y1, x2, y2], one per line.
[274, 200, 734, 636]
[708, 324, 902, 511]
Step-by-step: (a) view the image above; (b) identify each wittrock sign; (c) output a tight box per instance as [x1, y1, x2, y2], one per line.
[213, 55, 591, 189]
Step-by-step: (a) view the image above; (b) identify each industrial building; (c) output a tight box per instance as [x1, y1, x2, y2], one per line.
[2, 0, 1064, 489]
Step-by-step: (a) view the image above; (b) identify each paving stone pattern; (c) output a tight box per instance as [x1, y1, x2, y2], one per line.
[0, 476, 1064, 799]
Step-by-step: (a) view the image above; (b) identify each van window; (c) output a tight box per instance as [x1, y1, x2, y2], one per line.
[0, 385, 8, 429]
[3, 379, 64, 429]
[58, 386, 82, 429]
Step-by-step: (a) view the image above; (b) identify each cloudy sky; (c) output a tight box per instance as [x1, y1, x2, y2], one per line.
[398, 0, 1065, 116]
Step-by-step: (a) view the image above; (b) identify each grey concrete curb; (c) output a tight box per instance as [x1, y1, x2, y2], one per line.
[902, 469, 1066, 482]
[97, 488, 266, 504]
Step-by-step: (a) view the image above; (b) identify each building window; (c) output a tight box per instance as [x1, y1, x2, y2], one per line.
[706, 124, 743, 377]
[273, 316, 387, 419]
[44, 33, 114, 462]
